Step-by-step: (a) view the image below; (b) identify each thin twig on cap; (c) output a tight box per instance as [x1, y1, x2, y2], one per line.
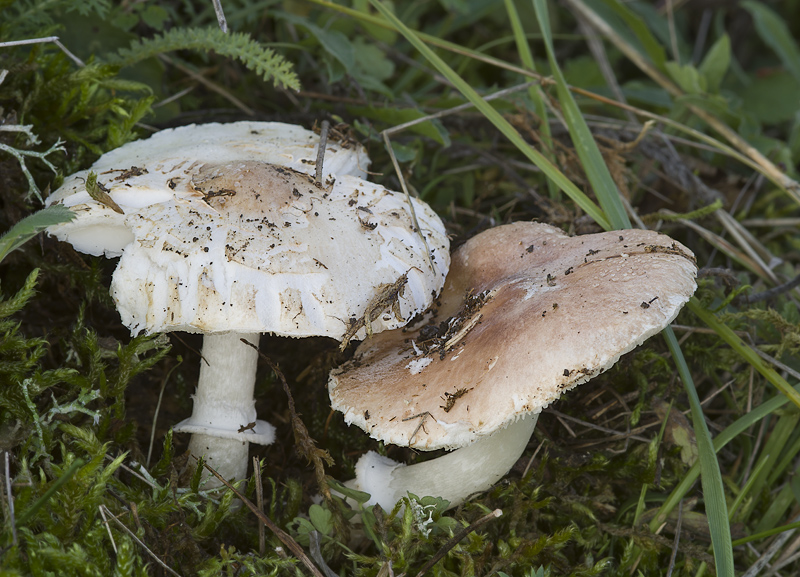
[211, 0, 228, 33]
[315, 120, 330, 184]
[201, 462, 326, 577]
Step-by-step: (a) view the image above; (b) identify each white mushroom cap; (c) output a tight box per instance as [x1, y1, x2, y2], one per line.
[46, 121, 370, 258]
[46, 123, 449, 339]
[329, 222, 697, 450]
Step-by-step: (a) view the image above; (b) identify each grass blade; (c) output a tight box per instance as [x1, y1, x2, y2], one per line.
[689, 298, 800, 410]
[662, 326, 735, 577]
[531, 0, 630, 230]
[503, 0, 558, 200]
[0, 205, 75, 263]
[741, 1, 800, 82]
[367, 0, 612, 230]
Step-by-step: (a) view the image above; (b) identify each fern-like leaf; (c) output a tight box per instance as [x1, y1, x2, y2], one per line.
[108, 27, 300, 91]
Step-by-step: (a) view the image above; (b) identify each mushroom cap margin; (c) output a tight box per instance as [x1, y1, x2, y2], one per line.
[328, 222, 697, 450]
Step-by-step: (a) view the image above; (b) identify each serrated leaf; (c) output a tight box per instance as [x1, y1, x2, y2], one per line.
[0, 205, 75, 263]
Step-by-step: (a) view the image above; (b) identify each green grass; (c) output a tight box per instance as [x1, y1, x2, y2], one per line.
[3, 0, 800, 575]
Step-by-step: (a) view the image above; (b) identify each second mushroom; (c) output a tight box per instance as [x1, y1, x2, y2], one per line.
[329, 222, 697, 509]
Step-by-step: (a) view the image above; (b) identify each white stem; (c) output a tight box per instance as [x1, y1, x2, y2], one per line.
[348, 414, 538, 510]
[174, 332, 275, 484]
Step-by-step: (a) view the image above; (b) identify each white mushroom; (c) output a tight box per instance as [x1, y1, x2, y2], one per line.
[47, 121, 450, 483]
[329, 222, 697, 509]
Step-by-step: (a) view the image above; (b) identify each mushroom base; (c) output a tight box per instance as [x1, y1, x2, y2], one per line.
[346, 413, 538, 510]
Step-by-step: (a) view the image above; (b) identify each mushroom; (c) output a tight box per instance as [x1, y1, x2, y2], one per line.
[46, 121, 450, 483]
[329, 222, 697, 509]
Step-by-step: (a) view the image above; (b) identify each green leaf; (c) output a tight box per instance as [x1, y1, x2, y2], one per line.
[698, 34, 731, 93]
[110, 27, 300, 91]
[592, 0, 667, 70]
[282, 13, 355, 73]
[308, 504, 333, 535]
[532, 0, 630, 230]
[742, 0, 800, 82]
[0, 205, 75, 263]
[665, 61, 706, 94]
[741, 71, 800, 124]
[328, 478, 371, 504]
[140, 5, 169, 31]
[348, 105, 449, 146]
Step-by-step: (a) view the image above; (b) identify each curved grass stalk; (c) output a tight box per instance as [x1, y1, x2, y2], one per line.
[305, 0, 793, 196]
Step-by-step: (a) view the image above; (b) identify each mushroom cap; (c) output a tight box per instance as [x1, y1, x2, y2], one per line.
[47, 122, 370, 257]
[47, 122, 449, 339]
[329, 222, 697, 450]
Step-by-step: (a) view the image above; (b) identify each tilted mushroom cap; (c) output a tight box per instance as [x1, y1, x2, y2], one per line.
[46, 122, 449, 339]
[329, 222, 697, 450]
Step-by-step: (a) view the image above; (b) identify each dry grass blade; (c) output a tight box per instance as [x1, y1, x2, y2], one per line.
[0, 37, 85, 66]
[253, 456, 266, 556]
[665, 499, 683, 577]
[561, 0, 800, 203]
[202, 463, 327, 577]
[414, 509, 503, 577]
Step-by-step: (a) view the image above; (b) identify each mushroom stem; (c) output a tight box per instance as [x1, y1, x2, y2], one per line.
[175, 332, 275, 484]
[347, 414, 538, 510]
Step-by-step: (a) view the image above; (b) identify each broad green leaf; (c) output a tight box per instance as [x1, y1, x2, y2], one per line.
[665, 61, 706, 94]
[308, 504, 333, 535]
[674, 94, 737, 124]
[533, 0, 630, 230]
[699, 34, 731, 93]
[282, 13, 356, 73]
[742, 0, 800, 82]
[592, 0, 667, 70]
[0, 205, 75, 263]
[348, 105, 450, 146]
[140, 5, 169, 31]
[742, 71, 800, 124]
